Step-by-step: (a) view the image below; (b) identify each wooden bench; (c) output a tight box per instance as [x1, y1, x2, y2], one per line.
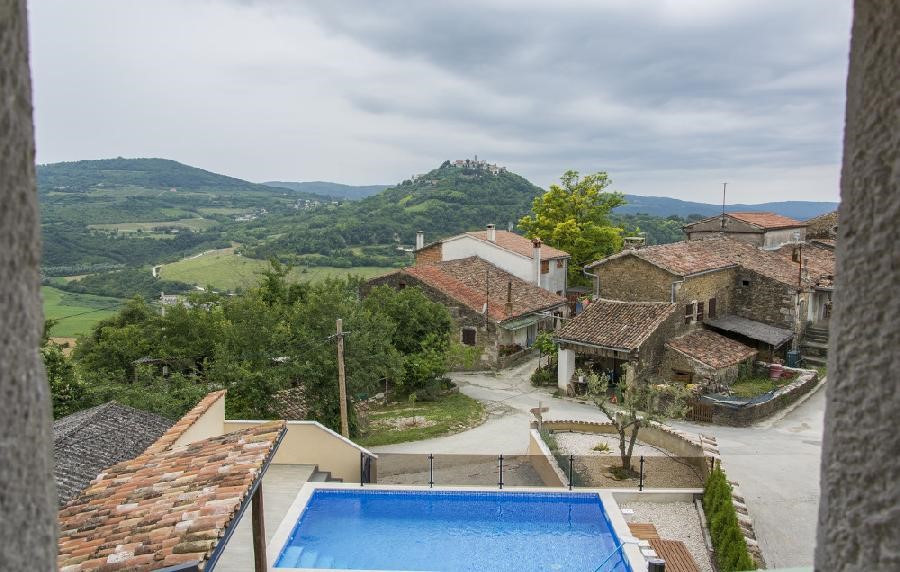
[648, 539, 701, 572]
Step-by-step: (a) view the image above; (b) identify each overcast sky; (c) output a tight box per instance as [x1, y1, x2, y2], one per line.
[28, 0, 851, 203]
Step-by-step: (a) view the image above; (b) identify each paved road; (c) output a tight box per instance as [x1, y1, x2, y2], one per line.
[373, 357, 824, 568]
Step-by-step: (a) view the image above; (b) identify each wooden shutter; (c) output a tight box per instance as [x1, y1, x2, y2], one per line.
[708, 297, 717, 319]
[697, 301, 704, 322]
[541, 260, 550, 274]
[684, 303, 694, 324]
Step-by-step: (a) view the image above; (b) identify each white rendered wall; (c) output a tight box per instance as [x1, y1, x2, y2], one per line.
[763, 228, 807, 248]
[442, 235, 533, 282]
[558, 348, 576, 391]
[442, 235, 567, 294]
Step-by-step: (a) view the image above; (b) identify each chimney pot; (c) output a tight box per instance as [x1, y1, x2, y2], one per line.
[415, 231, 424, 251]
[486, 224, 496, 242]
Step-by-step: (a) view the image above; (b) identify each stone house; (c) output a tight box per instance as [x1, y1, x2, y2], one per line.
[683, 212, 807, 248]
[563, 236, 836, 387]
[554, 299, 680, 392]
[414, 224, 571, 297]
[661, 329, 758, 390]
[805, 210, 838, 240]
[364, 256, 568, 369]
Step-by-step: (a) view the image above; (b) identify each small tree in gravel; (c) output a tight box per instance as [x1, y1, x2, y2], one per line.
[585, 371, 688, 476]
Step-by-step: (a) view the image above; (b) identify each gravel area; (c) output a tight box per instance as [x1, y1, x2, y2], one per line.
[620, 501, 714, 572]
[553, 432, 704, 489]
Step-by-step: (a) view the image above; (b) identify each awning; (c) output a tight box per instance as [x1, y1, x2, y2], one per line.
[500, 314, 541, 331]
[705, 315, 793, 347]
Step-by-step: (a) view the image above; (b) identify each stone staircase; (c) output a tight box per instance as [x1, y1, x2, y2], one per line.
[309, 465, 343, 483]
[801, 323, 829, 368]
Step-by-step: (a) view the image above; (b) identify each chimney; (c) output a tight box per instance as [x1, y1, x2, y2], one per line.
[505, 280, 514, 316]
[415, 231, 424, 251]
[532, 238, 542, 287]
[486, 223, 496, 242]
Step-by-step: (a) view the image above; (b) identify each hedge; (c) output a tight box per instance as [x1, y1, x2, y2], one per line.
[703, 465, 757, 571]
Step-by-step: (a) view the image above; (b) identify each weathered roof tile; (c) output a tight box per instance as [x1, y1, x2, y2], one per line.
[667, 330, 758, 369]
[556, 300, 676, 350]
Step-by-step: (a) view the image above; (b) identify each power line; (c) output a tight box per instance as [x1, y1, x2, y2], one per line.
[51, 302, 126, 322]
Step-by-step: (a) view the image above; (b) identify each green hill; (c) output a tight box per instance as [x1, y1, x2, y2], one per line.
[39, 158, 323, 198]
[263, 180, 390, 201]
[246, 162, 545, 264]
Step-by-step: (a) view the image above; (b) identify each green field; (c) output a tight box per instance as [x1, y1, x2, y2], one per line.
[42, 286, 123, 338]
[159, 249, 392, 291]
[88, 217, 216, 233]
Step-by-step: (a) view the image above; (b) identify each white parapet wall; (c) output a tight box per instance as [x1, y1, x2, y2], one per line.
[224, 420, 378, 483]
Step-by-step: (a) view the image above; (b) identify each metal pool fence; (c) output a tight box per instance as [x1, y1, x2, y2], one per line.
[353, 452, 708, 489]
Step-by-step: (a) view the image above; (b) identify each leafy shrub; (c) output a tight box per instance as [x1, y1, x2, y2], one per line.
[703, 465, 757, 571]
[530, 367, 554, 386]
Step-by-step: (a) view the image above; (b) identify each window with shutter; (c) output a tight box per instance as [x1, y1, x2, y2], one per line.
[696, 301, 704, 322]
[684, 303, 694, 324]
[708, 297, 717, 318]
[461, 328, 477, 346]
[541, 260, 550, 274]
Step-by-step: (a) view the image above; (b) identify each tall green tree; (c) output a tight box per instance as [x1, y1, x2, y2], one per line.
[518, 170, 626, 284]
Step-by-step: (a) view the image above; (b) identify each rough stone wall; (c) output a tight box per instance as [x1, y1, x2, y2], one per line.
[363, 273, 500, 368]
[678, 268, 736, 319]
[732, 268, 797, 329]
[636, 310, 684, 381]
[595, 255, 674, 301]
[413, 243, 442, 265]
[817, 1, 900, 569]
[0, 1, 58, 568]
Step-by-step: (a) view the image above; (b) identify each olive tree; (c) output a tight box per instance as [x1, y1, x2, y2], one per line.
[585, 371, 688, 475]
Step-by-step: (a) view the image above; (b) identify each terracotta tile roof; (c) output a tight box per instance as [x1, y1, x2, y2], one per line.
[556, 299, 676, 350]
[726, 212, 806, 229]
[588, 237, 816, 288]
[465, 230, 570, 259]
[666, 330, 757, 369]
[54, 402, 173, 506]
[273, 385, 308, 420]
[57, 417, 285, 571]
[404, 257, 566, 323]
[773, 242, 836, 289]
[587, 238, 737, 276]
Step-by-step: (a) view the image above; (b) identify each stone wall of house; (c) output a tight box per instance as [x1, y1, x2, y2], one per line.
[413, 243, 442, 265]
[677, 267, 736, 321]
[595, 255, 674, 301]
[636, 310, 685, 381]
[363, 272, 500, 368]
[660, 348, 750, 389]
[732, 268, 798, 329]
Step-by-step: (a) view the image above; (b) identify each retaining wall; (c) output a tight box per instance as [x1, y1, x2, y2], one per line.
[701, 366, 820, 426]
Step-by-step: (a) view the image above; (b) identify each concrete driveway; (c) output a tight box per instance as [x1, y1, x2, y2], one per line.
[372, 356, 825, 568]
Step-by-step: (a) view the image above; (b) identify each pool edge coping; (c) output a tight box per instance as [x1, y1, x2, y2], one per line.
[266, 482, 652, 572]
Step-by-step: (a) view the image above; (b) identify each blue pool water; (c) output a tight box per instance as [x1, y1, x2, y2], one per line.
[274, 489, 631, 571]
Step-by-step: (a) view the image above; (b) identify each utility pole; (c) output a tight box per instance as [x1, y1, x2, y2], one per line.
[336, 318, 349, 438]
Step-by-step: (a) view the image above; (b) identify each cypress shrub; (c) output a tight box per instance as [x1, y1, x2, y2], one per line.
[703, 465, 757, 571]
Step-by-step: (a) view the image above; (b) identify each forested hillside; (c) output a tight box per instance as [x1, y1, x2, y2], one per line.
[245, 163, 545, 265]
[263, 180, 390, 200]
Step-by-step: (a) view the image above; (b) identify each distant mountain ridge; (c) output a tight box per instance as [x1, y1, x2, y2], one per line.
[262, 180, 390, 201]
[617, 194, 838, 220]
[37, 158, 329, 200]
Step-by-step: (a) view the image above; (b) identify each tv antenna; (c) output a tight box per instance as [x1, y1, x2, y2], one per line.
[721, 182, 728, 229]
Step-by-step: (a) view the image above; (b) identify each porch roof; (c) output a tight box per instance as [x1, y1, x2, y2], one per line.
[705, 315, 794, 347]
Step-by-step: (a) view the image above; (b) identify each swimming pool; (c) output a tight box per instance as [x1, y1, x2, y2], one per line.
[272, 488, 633, 571]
